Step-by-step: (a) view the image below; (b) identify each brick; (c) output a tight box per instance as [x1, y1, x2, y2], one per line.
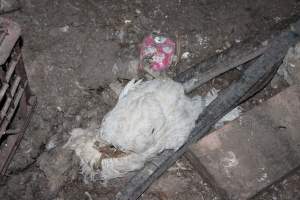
[187, 86, 300, 200]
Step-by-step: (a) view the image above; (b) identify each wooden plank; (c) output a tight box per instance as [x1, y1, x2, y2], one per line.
[188, 85, 300, 200]
[174, 38, 267, 93]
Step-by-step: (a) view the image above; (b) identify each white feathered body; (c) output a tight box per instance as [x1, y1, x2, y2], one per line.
[100, 79, 204, 156]
[65, 78, 240, 181]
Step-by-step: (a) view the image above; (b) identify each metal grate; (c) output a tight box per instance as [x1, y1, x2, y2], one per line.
[0, 18, 36, 175]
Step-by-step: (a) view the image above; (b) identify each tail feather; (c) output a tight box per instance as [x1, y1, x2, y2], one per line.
[64, 128, 105, 182]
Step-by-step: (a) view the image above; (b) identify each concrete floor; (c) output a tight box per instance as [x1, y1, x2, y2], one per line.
[0, 0, 300, 199]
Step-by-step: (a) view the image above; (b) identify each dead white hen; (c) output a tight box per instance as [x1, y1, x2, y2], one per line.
[65, 78, 240, 181]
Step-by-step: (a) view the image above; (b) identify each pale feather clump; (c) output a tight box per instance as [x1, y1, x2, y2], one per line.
[63, 128, 105, 182]
[65, 78, 241, 181]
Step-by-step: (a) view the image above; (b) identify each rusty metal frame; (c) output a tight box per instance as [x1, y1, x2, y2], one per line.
[0, 18, 37, 175]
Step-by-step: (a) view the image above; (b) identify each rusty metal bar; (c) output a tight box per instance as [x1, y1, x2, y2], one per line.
[0, 97, 12, 119]
[0, 83, 8, 101]
[0, 82, 26, 137]
[9, 76, 21, 97]
[0, 76, 21, 121]
[0, 96, 37, 175]
[5, 54, 20, 83]
[0, 28, 8, 45]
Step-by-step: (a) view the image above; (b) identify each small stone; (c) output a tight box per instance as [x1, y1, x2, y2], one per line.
[216, 49, 223, 53]
[274, 16, 281, 23]
[262, 40, 269, 46]
[225, 41, 231, 48]
[124, 19, 132, 24]
[59, 25, 70, 33]
[75, 115, 81, 122]
[181, 52, 190, 59]
[135, 9, 141, 14]
[270, 75, 281, 89]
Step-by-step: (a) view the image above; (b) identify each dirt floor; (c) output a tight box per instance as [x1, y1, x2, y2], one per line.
[1, 0, 300, 199]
